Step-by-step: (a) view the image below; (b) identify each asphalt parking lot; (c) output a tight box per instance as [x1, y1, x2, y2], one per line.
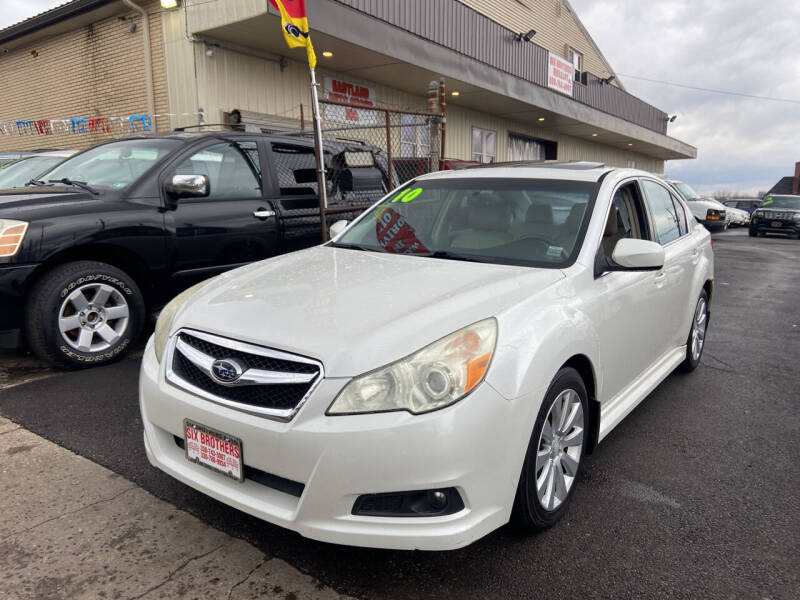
[1, 228, 798, 599]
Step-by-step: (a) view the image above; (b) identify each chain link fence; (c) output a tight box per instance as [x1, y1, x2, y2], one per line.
[272, 100, 443, 241]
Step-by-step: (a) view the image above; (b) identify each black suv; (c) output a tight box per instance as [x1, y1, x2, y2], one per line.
[0, 131, 391, 368]
[749, 195, 800, 238]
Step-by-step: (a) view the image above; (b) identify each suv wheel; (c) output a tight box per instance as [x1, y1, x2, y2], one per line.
[680, 290, 708, 372]
[25, 261, 144, 369]
[513, 367, 588, 531]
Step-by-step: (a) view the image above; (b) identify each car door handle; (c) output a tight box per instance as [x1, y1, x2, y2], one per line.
[253, 209, 275, 219]
[653, 271, 667, 286]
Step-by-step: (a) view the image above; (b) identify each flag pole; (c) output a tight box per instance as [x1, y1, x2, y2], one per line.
[309, 66, 329, 242]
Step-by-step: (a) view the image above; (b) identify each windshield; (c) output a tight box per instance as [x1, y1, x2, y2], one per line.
[760, 195, 800, 209]
[332, 177, 598, 268]
[44, 139, 181, 189]
[0, 156, 67, 189]
[672, 181, 701, 200]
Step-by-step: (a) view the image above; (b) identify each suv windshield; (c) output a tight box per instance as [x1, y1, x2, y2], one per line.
[760, 195, 800, 209]
[671, 181, 701, 200]
[44, 139, 181, 190]
[332, 177, 598, 268]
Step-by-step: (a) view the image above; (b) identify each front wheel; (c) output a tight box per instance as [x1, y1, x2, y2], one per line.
[679, 290, 708, 372]
[25, 261, 145, 369]
[513, 367, 588, 531]
[748, 227, 757, 237]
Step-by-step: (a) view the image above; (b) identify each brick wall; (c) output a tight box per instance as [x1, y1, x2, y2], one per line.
[0, 0, 169, 152]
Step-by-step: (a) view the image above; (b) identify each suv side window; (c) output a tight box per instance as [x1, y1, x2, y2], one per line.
[271, 143, 319, 195]
[601, 182, 648, 258]
[174, 141, 261, 199]
[642, 179, 681, 245]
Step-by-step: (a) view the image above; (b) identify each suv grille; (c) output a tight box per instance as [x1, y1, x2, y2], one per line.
[166, 330, 323, 420]
[762, 210, 793, 220]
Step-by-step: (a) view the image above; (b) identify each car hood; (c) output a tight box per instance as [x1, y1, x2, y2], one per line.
[173, 246, 566, 377]
[0, 188, 96, 216]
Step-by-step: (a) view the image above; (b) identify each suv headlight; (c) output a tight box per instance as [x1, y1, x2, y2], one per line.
[153, 279, 215, 362]
[0, 220, 29, 257]
[328, 318, 497, 416]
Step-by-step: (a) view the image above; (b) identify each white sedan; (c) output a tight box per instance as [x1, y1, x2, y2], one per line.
[139, 163, 713, 550]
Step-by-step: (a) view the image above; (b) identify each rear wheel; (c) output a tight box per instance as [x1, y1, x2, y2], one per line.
[680, 289, 708, 372]
[25, 261, 144, 369]
[513, 367, 588, 531]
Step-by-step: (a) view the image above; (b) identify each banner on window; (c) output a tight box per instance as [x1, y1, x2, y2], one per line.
[547, 52, 574, 96]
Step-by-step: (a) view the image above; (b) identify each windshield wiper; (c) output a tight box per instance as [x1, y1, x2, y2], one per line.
[423, 250, 491, 263]
[47, 178, 99, 195]
[328, 241, 383, 253]
[25, 179, 50, 187]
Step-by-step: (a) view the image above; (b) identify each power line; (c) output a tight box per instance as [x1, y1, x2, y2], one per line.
[619, 73, 800, 105]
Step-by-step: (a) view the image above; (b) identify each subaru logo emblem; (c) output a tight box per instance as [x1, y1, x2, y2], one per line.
[210, 358, 244, 384]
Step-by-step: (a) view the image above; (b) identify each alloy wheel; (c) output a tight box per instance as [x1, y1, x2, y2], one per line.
[535, 389, 584, 511]
[691, 296, 707, 361]
[58, 283, 130, 353]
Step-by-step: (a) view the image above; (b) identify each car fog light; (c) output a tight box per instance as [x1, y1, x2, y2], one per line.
[428, 490, 448, 509]
[352, 487, 464, 517]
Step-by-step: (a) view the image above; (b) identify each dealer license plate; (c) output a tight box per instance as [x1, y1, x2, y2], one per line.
[771, 221, 782, 228]
[183, 419, 243, 482]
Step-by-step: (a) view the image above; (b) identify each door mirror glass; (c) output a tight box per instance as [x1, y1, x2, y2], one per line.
[611, 238, 664, 270]
[166, 174, 210, 198]
[329, 219, 350, 238]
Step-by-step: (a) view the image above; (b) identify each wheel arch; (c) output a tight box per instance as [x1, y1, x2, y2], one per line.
[27, 244, 157, 310]
[560, 354, 600, 455]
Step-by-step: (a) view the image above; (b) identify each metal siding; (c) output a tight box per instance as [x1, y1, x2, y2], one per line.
[332, 0, 667, 133]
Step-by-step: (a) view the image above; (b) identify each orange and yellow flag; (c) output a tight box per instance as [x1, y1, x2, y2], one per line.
[268, 0, 317, 69]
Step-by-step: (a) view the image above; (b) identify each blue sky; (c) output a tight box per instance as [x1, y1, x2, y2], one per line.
[4, 1, 798, 195]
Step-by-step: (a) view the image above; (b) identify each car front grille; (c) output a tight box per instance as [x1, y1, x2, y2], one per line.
[761, 210, 793, 220]
[166, 330, 323, 420]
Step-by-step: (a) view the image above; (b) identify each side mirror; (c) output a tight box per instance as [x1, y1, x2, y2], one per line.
[165, 174, 210, 198]
[595, 238, 664, 276]
[329, 219, 350, 238]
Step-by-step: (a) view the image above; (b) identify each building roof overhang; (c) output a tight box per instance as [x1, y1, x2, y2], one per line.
[191, 0, 695, 160]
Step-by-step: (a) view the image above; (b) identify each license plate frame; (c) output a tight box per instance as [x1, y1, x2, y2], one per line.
[183, 419, 244, 482]
[771, 221, 782, 228]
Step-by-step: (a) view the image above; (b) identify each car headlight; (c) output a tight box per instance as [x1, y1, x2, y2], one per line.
[328, 318, 497, 416]
[793, 213, 800, 222]
[0, 219, 29, 257]
[153, 279, 215, 362]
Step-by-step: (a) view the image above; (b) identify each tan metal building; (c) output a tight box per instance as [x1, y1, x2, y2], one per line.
[0, 0, 695, 172]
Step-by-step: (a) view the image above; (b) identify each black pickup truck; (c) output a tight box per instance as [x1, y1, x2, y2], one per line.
[0, 131, 390, 368]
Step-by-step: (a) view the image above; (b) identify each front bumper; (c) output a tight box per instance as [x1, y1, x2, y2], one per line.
[750, 219, 799, 236]
[0, 263, 39, 348]
[140, 337, 535, 550]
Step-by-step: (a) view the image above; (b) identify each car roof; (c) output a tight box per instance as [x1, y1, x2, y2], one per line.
[417, 161, 616, 183]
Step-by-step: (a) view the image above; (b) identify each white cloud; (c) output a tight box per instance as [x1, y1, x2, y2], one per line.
[570, 0, 800, 196]
[0, 1, 67, 30]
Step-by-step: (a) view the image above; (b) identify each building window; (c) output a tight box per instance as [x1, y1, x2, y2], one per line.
[568, 47, 582, 82]
[472, 127, 496, 163]
[627, 159, 637, 169]
[400, 115, 431, 158]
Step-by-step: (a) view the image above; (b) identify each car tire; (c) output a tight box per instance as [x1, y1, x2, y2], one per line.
[512, 367, 588, 532]
[748, 228, 756, 237]
[25, 261, 145, 370]
[679, 289, 709, 373]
